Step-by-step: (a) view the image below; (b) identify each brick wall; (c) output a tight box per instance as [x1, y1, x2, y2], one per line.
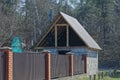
[0, 47, 13, 80]
[7, 50, 13, 80]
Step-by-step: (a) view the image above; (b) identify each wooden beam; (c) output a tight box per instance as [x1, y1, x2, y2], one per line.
[36, 15, 62, 47]
[39, 39, 46, 46]
[34, 47, 44, 49]
[40, 28, 55, 46]
[55, 24, 68, 26]
[55, 25, 57, 47]
[56, 16, 64, 24]
[66, 25, 69, 47]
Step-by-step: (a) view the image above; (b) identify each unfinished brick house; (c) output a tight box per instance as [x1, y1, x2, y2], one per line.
[34, 12, 101, 75]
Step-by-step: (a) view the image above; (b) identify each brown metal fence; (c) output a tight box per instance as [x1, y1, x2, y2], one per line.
[0, 52, 6, 80]
[73, 55, 84, 75]
[51, 54, 70, 78]
[13, 53, 45, 80]
[13, 53, 85, 80]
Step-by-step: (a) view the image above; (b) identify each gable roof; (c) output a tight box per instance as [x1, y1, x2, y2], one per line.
[34, 12, 101, 50]
[60, 12, 101, 50]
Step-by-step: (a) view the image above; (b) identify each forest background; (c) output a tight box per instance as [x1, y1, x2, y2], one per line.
[0, 0, 120, 69]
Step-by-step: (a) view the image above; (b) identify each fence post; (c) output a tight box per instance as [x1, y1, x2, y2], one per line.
[101, 72, 104, 79]
[89, 75, 92, 80]
[0, 47, 13, 80]
[45, 51, 51, 80]
[93, 75, 96, 80]
[98, 73, 100, 80]
[106, 72, 108, 76]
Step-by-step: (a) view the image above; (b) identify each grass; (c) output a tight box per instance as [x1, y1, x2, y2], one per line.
[98, 70, 120, 80]
[75, 76, 120, 80]
[76, 70, 120, 80]
[102, 77, 120, 80]
[55, 70, 120, 80]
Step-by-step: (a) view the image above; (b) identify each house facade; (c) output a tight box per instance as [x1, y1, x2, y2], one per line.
[34, 12, 101, 75]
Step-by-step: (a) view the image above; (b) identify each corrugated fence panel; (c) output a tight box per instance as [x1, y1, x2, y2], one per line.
[0, 52, 6, 80]
[73, 55, 84, 75]
[13, 53, 45, 80]
[51, 54, 69, 78]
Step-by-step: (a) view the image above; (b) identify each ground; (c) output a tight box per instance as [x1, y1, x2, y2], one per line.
[52, 75, 120, 80]
[52, 70, 120, 80]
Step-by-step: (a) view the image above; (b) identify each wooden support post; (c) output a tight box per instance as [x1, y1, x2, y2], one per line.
[45, 52, 51, 80]
[68, 53, 73, 76]
[83, 54, 87, 73]
[0, 47, 13, 80]
[66, 25, 69, 47]
[55, 25, 57, 47]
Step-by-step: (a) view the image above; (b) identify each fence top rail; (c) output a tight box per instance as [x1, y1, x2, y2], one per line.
[14, 50, 53, 54]
[14, 52, 44, 54]
[0, 47, 12, 50]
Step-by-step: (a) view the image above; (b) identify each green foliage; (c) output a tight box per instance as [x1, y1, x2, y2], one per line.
[0, 0, 120, 68]
[74, 0, 120, 69]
